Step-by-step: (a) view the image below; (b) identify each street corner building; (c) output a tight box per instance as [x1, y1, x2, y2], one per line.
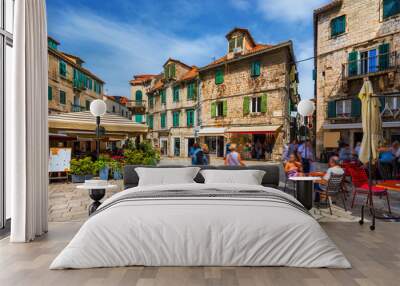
[314, 0, 400, 158]
[131, 28, 300, 160]
[198, 28, 300, 161]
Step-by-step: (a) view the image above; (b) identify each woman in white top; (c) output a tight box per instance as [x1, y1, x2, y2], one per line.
[224, 144, 246, 166]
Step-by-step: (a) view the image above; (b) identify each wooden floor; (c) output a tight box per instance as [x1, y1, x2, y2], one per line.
[0, 222, 399, 286]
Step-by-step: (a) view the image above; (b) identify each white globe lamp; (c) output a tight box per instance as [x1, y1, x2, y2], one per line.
[90, 99, 107, 117]
[297, 99, 315, 117]
[90, 99, 107, 159]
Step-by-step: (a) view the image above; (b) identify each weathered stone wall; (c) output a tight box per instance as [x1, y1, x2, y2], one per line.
[48, 180, 124, 222]
[315, 0, 400, 156]
[200, 48, 291, 160]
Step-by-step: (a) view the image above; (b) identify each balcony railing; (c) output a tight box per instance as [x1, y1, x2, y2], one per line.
[342, 52, 397, 79]
[126, 100, 147, 113]
[71, 104, 86, 112]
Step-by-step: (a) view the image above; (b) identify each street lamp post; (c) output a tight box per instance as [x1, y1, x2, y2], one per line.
[90, 99, 107, 159]
[297, 99, 315, 173]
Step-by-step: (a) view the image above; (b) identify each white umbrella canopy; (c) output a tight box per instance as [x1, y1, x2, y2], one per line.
[358, 80, 383, 164]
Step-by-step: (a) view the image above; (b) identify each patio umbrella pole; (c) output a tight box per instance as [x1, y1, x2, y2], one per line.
[368, 95, 376, 231]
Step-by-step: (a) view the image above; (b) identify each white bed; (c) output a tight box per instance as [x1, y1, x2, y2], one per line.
[50, 183, 351, 269]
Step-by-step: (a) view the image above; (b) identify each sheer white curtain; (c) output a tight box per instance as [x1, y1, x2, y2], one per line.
[8, 0, 48, 242]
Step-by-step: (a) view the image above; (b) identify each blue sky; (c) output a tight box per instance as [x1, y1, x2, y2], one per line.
[47, 0, 330, 99]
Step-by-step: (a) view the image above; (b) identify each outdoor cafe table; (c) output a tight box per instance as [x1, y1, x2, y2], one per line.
[288, 176, 321, 210]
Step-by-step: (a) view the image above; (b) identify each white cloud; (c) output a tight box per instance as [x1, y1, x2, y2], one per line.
[50, 9, 226, 96]
[257, 0, 329, 22]
[230, 0, 250, 10]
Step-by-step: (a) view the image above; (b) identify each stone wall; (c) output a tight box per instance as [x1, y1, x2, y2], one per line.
[48, 180, 124, 222]
[315, 0, 400, 156]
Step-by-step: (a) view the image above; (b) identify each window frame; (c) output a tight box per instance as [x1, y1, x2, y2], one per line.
[383, 0, 400, 20]
[59, 90, 66, 105]
[173, 86, 180, 102]
[173, 111, 180, 127]
[250, 96, 262, 113]
[186, 109, 194, 127]
[335, 99, 352, 117]
[216, 101, 224, 117]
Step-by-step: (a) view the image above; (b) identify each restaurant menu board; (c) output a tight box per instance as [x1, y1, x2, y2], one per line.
[48, 148, 72, 172]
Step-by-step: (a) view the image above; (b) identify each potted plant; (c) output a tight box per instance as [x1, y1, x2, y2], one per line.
[93, 155, 110, 180]
[69, 157, 95, 183]
[110, 159, 123, 180]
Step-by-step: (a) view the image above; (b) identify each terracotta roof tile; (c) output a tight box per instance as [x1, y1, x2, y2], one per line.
[179, 66, 199, 82]
[130, 74, 157, 85]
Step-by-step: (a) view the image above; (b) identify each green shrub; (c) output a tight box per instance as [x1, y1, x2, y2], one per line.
[123, 141, 160, 165]
[70, 157, 95, 176]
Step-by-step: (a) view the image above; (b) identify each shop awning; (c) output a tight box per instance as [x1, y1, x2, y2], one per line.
[198, 127, 226, 136]
[48, 111, 148, 135]
[323, 121, 400, 130]
[227, 125, 282, 134]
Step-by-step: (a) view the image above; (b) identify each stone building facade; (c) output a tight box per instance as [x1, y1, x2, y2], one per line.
[314, 0, 400, 157]
[130, 60, 199, 157]
[47, 36, 105, 114]
[198, 28, 300, 160]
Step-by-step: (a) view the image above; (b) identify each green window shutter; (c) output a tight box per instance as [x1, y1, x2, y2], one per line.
[211, 102, 217, 118]
[161, 113, 166, 129]
[48, 86, 52, 101]
[348, 51, 358, 76]
[59, 61, 66, 77]
[312, 69, 317, 80]
[379, 97, 386, 112]
[243, 96, 250, 115]
[187, 83, 195, 100]
[260, 94, 267, 113]
[331, 15, 346, 37]
[383, 0, 400, 19]
[164, 66, 169, 79]
[229, 38, 235, 52]
[148, 115, 154, 129]
[135, 114, 143, 123]
[251, 61, 261, 77]
[193, 82, 198, 100]
[160, 89, 166, 104]
[60, 90, 66, 104]
[173, 86, 180, 102]
[379, 43, 390, 71]
[85, 100, 90, 110]
[223, 100, 228, 117]
[187, 109, 194, 127]
[351, 98, 361, 117]
[135, 90, 143, 102]
[327, 101, 337, 118]
[215, 69, 224, 85]
[173, 111, 180, 127]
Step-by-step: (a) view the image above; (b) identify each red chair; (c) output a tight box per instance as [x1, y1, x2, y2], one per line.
[348, 167, 391, 213]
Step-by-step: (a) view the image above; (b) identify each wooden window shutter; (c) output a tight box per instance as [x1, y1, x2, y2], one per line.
[215, 69, 224, 85]
[171, 64, 176, 78]
[251, 61, 261, 77]
[348, 51, 358, 76]
[379, 43, 390, 71]
[327, 101, 337, 118]
[351, 98, 361, 117]
[243, 96, 250, 115]
[48, 86, 52, 101]
[260, 94, 267, 113]
[223, 100, 228, 117]
[164, 66, 169, 79]
[211, 102, 217, 118]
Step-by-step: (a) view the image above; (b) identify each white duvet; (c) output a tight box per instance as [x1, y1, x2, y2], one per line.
[50, 183, 351, 269]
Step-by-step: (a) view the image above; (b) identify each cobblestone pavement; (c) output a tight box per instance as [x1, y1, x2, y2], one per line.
[48, 157, 400, 222]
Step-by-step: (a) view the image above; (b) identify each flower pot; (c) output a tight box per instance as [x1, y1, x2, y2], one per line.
[99, 167, 109, 180]
[71, 174, 94, 183]
[113, 170, 123, 180]
[71, 174, 86, 183]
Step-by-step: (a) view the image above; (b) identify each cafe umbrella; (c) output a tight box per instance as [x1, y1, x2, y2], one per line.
[358, 79, 383, 230]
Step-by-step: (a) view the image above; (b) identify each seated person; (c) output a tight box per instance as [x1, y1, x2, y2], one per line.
[284, 154, 303, 177]
[339, 144, 352, 162]
[315, 156, 344, 202]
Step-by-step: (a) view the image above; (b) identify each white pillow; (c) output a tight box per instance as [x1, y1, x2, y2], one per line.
[200, 169, 266, 185]
[136, 167, 200, 186]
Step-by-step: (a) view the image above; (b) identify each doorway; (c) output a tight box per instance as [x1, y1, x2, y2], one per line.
[187, 138, 195, 157]
[160, 138, 168, 156]
[217, 136, 224, 157]
[174, 138, 180, 157]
